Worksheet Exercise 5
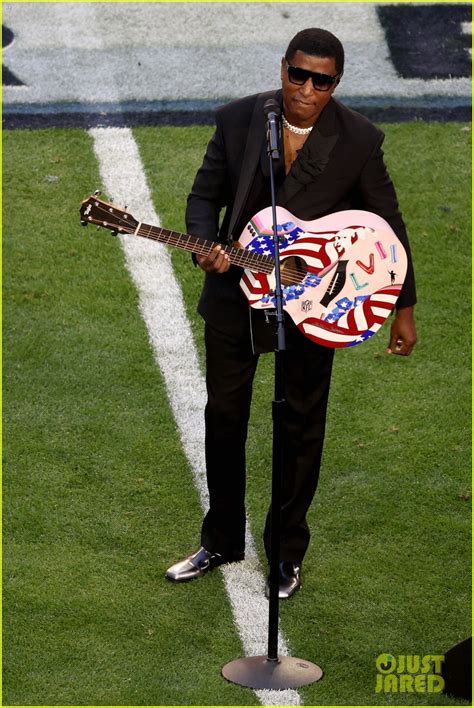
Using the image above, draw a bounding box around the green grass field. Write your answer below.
[3,122,471,706]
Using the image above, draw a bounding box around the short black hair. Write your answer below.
[285,28,344,74]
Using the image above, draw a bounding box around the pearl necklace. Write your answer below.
[282,114,314,136]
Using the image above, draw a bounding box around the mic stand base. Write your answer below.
[222,654,323,690]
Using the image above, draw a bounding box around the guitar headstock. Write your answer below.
[80,193,139,235]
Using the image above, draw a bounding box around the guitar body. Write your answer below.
[238,207,407,348]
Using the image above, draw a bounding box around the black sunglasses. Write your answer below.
[285,60,340,92]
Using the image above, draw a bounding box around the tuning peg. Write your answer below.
[94,189,102,196]
[80,220,88,227]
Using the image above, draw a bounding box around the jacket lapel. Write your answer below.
[277,98,339,206]
[228,89,282,241]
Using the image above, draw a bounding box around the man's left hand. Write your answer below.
[386,305,417,356]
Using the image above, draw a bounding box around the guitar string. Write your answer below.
[84,201,271,272]
[82,202,365,287]
[83,202,404,295]
[83,201,317,285]
[87,202,330,286]
[136,220,274,273]
[84,201,273,271]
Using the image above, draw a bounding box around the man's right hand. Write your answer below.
[196,244,231,274]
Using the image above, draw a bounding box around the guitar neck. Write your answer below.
[135,221,274,274]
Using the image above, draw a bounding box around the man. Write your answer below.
[166,28,417,598]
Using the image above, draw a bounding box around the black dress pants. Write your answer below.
[200,316,334,563]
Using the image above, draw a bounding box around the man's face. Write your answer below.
[281,50,339,126]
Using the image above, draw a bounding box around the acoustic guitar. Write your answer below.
[80,194,406,348]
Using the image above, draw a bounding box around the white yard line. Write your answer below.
[89,126,302,707]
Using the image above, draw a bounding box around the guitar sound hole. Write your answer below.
[280,256,308,286]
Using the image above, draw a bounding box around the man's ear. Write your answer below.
[280,57,286,81]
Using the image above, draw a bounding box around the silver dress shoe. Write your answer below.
[265,561,302,599]
[166,546,229,582]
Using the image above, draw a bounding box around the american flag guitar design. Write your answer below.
[237,206,407,348]
[80,196,407,349]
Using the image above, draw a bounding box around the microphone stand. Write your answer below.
[222,107,324,690]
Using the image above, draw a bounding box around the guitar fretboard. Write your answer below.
[136,222,275,274]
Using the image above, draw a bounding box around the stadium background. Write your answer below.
[3,2,471,706]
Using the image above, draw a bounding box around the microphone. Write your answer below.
[264,98,281,160]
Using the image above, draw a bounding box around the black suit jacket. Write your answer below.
[186,90,416,336]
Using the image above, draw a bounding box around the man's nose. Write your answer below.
[299,77,315,96]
